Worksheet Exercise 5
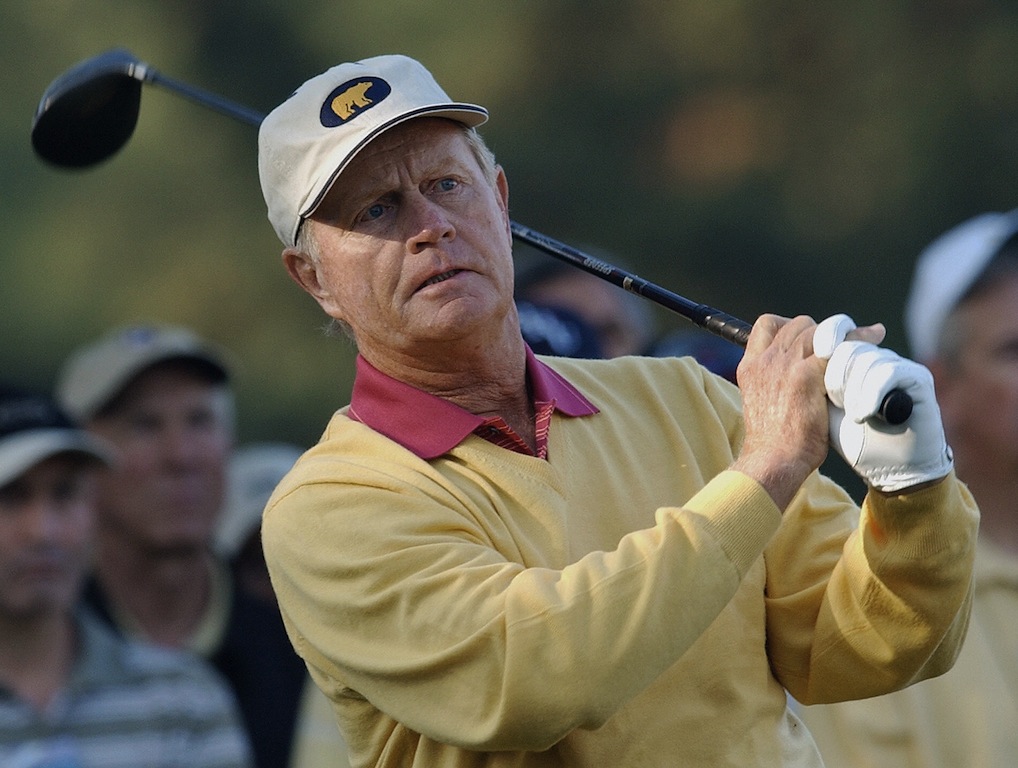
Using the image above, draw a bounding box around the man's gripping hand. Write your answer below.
[814,314,954,493]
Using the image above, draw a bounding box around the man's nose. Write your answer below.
[404,196,455,253]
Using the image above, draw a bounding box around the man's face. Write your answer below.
[88,363,232,555]
[934,273,1018,476]
[0,455,95,621]
[286,119,515,367]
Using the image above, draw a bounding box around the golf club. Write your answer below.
[30,48,913,425]
[31,48,262,168]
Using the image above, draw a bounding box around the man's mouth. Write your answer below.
[418,269,463,290]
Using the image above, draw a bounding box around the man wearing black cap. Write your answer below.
[0,386,251,767]
[56,325,307,768]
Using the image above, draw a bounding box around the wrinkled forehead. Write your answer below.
[313,118,478,221]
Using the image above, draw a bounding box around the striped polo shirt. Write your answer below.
[0,608,252,768]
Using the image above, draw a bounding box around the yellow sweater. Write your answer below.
[262,355,978,767]
[797,537,1018,768]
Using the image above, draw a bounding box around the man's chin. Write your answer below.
[414,294,509,337]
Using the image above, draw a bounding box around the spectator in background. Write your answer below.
[216,442,307,605]
[55,325,307,768]
[798,210,1018,767]
[515,258,656,358]
[0,385,251,768]
[216,442,352,768]
[517,258,744,382]
[516,300,605,359]
[648,329,743,384]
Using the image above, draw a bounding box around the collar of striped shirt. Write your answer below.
[347,346,598,459]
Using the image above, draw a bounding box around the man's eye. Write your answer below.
[436,178,458,192]
[362,203,386,222]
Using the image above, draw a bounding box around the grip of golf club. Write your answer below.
[700,309,753,347]
[698,309,912,426]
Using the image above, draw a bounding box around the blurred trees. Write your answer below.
[2,0,1018,447]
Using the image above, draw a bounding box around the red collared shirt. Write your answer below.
[347,347,598,460]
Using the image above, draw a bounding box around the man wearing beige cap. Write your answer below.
[799,210,1018,767]
[56,325,307,768]
[0,385,252,767]
[256,54,978,767]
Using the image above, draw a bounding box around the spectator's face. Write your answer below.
[286,119,515,367]
[934,272,1018,478]
[89,365,232,555]
[0,456,95,620]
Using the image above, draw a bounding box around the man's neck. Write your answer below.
[93,533,214,648]
[368,324,530,402]
[0,611,76,711]
[371,331,535,450]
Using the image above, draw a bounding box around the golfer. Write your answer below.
[256,54,978,767]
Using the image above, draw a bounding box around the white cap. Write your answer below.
[56,325,230,422]
[258,54,488,246]
[905,209,1018,361]
[215,443,303,557]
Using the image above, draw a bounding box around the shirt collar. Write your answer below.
[348,346,598,459]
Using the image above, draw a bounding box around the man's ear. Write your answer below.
[282,247,322,296]
[282,247,344,318]
[494,165,511,238]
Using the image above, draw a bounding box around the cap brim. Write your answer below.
[0,429,114,487]
[296,103,488,244]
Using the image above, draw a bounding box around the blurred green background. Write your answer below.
[4,1,1018,449]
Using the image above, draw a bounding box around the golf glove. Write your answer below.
[813,314,954,493]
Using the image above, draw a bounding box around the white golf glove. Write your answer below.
[813,314,954,493]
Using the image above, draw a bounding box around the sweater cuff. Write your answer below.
[865,470,978,559]
[682,470,782,577]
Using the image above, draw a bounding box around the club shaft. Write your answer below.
[509,221,913,425]
[144,68,265,127]
[510,221,752,346]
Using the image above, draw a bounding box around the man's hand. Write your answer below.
[730,314,888,510]
[814,314,954,493]
[732,314,836,511]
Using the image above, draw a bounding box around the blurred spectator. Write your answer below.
[516,300,605,358]
[516,257,746,383]
[216,443,305,605]
[55,325,307,768]
[516,257,656,357]
[216,442,351,768]
[648,328,743,383]
[0,385,251,768]
[798,210,1018,766]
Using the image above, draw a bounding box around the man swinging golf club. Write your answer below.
[253,54,977,767]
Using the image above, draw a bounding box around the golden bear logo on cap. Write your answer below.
[320,77,392,127]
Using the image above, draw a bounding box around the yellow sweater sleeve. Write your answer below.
[765,472,978,704]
